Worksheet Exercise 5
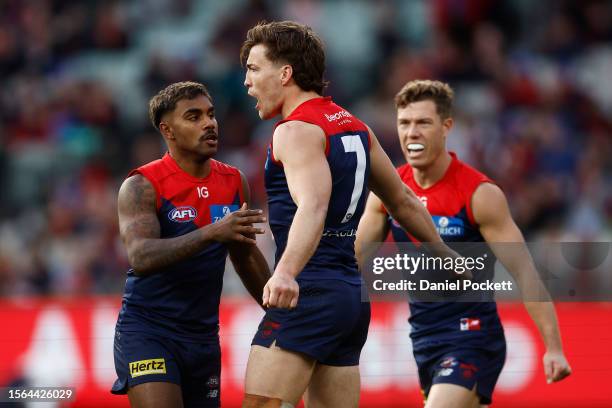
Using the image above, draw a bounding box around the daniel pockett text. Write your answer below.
[369,253,513,295]
[372,278,513,292]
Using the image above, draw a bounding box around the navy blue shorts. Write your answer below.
[252,279,370,366]
[413,331,506,405]
[111,330,221,407]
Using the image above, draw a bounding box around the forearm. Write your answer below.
[388,192,442,244]
[276,204,326,278]
[494,245,563,351]
[356,240,383,270]
[230,245,271,307]
[355,220,388,269]
[128,225,218,275]
[524,301,564,352]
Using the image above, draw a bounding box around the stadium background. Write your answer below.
[0,0,610,407]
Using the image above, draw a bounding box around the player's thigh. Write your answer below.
[425,383,479,408]
[304,364,360,408]
[244,344,315,406]
[128,381,183,408]
[180,342,222,408]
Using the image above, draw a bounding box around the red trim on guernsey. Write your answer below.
[128,152,242,213]
[272,96,367,161]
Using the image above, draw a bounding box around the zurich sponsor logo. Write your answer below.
[169,206,197,223]
[433,215,464,236]
[438,217,449,228]
[211,204,239,223]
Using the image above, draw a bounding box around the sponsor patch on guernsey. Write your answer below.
[432,215,464,237]
[129,358,167,378]
[210,204,239,223]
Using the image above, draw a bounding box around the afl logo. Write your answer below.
[169,206,197,223]
[438,217,449,228]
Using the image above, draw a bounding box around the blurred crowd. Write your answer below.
[0,0,610,296]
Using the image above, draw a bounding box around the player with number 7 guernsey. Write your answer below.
[241,21,461,408]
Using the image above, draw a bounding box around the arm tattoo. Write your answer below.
[119,175,216,275]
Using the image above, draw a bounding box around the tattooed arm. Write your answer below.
[118,174,266,276]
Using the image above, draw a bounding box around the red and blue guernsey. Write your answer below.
[115,153,243,343]
[265,97,370,284]
[387,153,504,347]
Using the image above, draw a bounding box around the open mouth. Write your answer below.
[407,143,425,154]
[202,133,218,146]
[248,91,260,110]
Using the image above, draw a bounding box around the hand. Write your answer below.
[543,350,572,383]
[262,271,299,309]
[212,203,266,244]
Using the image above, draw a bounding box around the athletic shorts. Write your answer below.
[252,279,371,366]
[413,331,506,405]
[111,330,221,407]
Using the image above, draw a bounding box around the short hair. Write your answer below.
[394,80,454,119]
[240,20,328,94]
[148,81,212,130]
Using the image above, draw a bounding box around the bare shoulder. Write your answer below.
[117,174,160,242]
[472,182,509,224]
[118,174,157,214]
[473,182,506,204]
[273,120,326,161]
[275,120,325,139]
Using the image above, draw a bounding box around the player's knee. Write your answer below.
[242,394,294,408]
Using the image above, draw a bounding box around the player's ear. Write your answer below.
[442,117,453,136]
[159,122,175,141]
[280,64,293,85]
